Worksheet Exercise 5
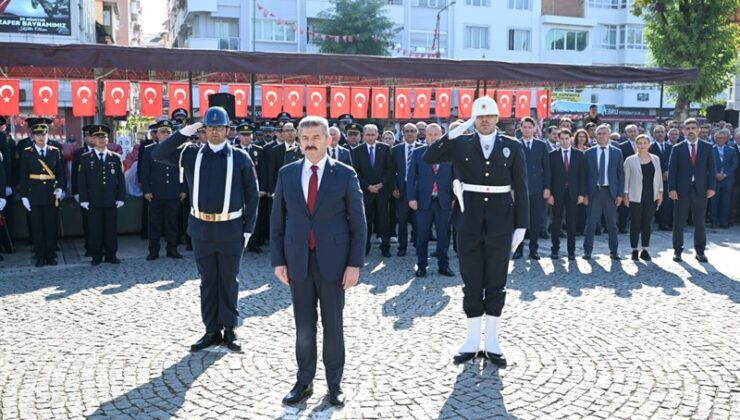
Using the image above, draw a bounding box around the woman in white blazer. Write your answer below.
[624,134,664,261]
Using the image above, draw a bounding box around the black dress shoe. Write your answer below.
[550,252,559,260]
[631,250,639,261]
[105,257,121,264]
[223,327,242,352]
[567,254,576,261]
[397,249,406,256]
[47,259,58,266]
[511,251,523,260]
[328,386,346,407]
[673,253,683,262]
[166,252,183,259]
[438,267,455,277]
[190,331,223,352]
[453,352,480,364]
[146,253,158,261]
[483,351,508,369]
[283,383,313,405]
[91,259,102,266]
[381,249,391,258]
[639,250,651,261]
[415,267,427,277]
[582,254,591,260]
[695,254,708,263]
[35,260,45,267]
[610,253,621,261]
[529,253,541,260]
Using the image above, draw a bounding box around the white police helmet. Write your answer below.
[471,96,499,118]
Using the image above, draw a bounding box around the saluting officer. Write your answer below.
[19,121,66,267]
[424,96,528,368]
[72,125,97,257]
[152,106,259,353]
[235,121,269,252]
[140,120,186,260]
[77,125,125,265]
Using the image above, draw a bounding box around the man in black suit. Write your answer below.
[327,126,353,165]
[137,123,158,240]
[547,129,586,260]
[352,123,393,257]
[391,123,421,256]
[648,125,673,230]
[668,118,716,262]
[617,124,639,233]
[71,125,96,256]
[271,116,366,407]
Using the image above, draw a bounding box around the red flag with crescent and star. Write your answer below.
[496,90,513,118]
[536,89,551,119]
[139,82,163,117]
[199,84,220,113]
[306,86,326,117]
[168,83,190,112]
[515,90,532,118]
[104,81,130,116]
[282,85,304,117]
[330,87,350,118]
[434,88,451,118]
[32,80,58,116]
[228,84,250,117]
[413,88,432,119]
[371,87,389,119]
[394,88,412,119]
[457,88,475,119]
[71,80,96,117]
[350,87,370,119]
[261,85,282,118]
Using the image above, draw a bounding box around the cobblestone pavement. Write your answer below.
[1,227,739,419]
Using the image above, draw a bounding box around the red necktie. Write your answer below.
[432,164,438,194]
[307,165,318,249]
[690,143,696,166]
[563,150,569,172]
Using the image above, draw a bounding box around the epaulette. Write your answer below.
[24,146,32,151]
[47,145,58,150]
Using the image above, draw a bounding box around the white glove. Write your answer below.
[243,233,251,248]
[80,202,90,210]
[115,201,124,209]
[74,194,80,203]
[22,197,31,211]
[0,198,6,211]
[5,186,11,196]
[180,122,203,137]
[55,190,65,200]
[449,118,475,139]
[511,228,526,253]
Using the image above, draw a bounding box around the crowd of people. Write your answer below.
[0,107,738,268]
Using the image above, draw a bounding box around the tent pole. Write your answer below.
[658,81,665,124]
[250,73,256,120]
[474,80,480,99]
[483,80,487,96]
[188,71,194,117]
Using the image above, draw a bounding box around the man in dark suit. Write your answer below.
[328,126,353,165]
[71,125,97,256]
[267,121,299,193]
[668,118,717,262]
[583,124,625,260]
[153,107,259,353]
[77,125,126,265]
[352,123,393,257]
[617,124,639,233]
[514,117,551,260]
[271,116,366,407]
[547,129,586,260]
[424,96,528,369]
[136,123,158,240]
[392,123,421,256]
[710,129,736,228]
[235,122,269,252]
[649,125,673,230]
[407,123,454,277]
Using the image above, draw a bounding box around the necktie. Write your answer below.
[599,147,606,186]
[432,164,439,195]
[406,145,413,172]
[332,148,336,160]
[369,146,375,167]
[307,165,318,249]
[99,152,105,163]
[527,141,532,151]
[563,149,569,172]
[40,149,45,157]
[690,143,696,166]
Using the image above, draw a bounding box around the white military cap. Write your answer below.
[471,96,499,118]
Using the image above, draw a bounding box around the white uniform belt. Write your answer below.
[190,208,243,222]
[452,180,512,213]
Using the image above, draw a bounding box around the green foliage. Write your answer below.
[314,0,402,56]
[632,0,740,117]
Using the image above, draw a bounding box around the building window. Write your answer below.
[624,25,647,49]
[588,0,628,9]
[546,29,588,51]
[596,24,618,49]
[103,8,112,26]
[637,93,650,102]
[464,25,489,49]
[508,29,530,51]
[466,0,490,6]
[507,0,530,10]
[255,19,296,42]
[410,30,447,55]
[413,0,443,7]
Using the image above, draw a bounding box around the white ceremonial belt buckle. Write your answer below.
[191,209,243,222]
[462,184,512,194]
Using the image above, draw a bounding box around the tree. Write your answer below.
[632,0,740,119]
[313,0,402,56]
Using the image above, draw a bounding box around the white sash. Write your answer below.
[192,144,234,218]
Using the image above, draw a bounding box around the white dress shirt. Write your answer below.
[34,144,48,156]
[479,131,496,159]
[597,145,610,186]
[302,155,328,202]
[522,137,534,150]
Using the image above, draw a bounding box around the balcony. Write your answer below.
[542,0,584,17]
[185,0,217,13]
[186,36,240,51]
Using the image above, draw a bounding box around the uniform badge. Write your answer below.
[503,147,510,158]
[253,151,258,157]
[111,169,115,174]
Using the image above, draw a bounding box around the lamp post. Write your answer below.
[432,1,456,58]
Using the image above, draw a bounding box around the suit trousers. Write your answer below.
[290,250,345,387]
[673,185,708,254]
[30,204,57,260]
[628,200,655,249]
[140,198,149,238]
[583,188,619,255]
[551,188,578,254]
[730,183,740,224]
[193,238,243,332]
[655,180,673,228]
[88,207,118,259]
[364,193,390,251]
[80,207,90,253]
[396,194,416,250]
[618,202,629,231]
[415,197,451,268]
[148,198,180,254]
[517,193,545,255]
[710,179,732,226]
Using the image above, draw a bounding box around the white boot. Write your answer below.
[484,315,502,355]
[457,316,483,353]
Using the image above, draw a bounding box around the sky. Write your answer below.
[141,0,169,40]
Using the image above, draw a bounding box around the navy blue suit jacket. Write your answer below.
[584,145,624,200]
[270,158,367,283]
[668,140,717,196]
[619,140,637,160]
[521,138,551,194]
[327,146,353,166]
[713,144,737,187]
[391,142,418,199]
[648,141,672,176]
[407,145,454,210]
[547,148,586,200]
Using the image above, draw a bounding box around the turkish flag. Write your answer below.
[71,80,96,117]
[168,83,190,112]
[139,82,163,117]
[350,87,370,119]
[496,90,513,118]
[434,88,451,118]
[457,88,475,119]
[536,89,551,119]
[0,79,21,116]
[395,88,411,119]
[330,87,350,118]
[371,87,389,119]
[283,85,304,117]
[228,84,250,117]
[306,86,327,117]
[32,80,58,116]
[515,90,532,118]
[199,84,220,113]
[413,88,432,119]
[261,85,282,118]
[104,81,130,116]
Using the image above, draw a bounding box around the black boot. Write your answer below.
[190,331,222,352]
[223,327,242,352]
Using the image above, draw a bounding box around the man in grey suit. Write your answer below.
[583,124,625,260]
[271,116,367,407]
[327,126,353,166]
